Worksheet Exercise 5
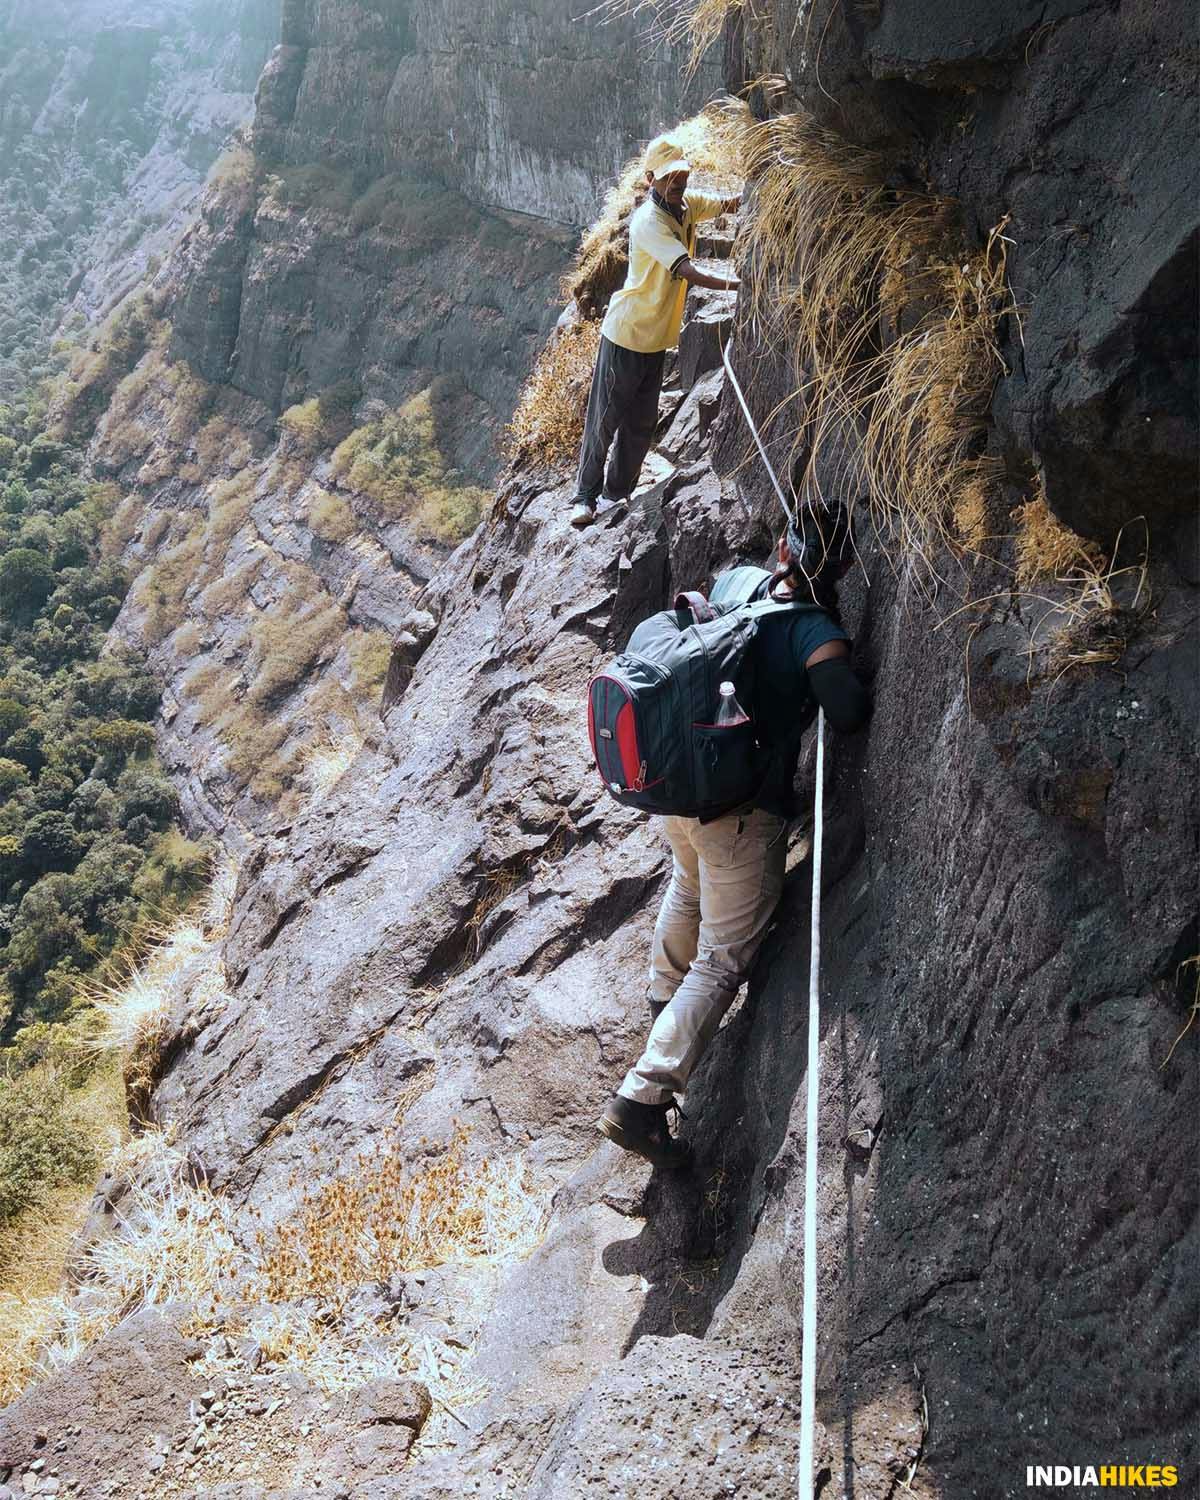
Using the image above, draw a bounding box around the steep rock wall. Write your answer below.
[166,0,722,476]
[727,0,1198,546]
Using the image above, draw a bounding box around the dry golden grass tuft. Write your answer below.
[99,491,147,561]
[1011,489,1102,588]
[138,521,206,645]
[503,318,602,470]
[2,1117,548,1418]
[308,489,357,544]
[732,108,1014,567]
[197,555,264,624]
[257,1126,547,1313]
[598,1,745,77]
[951,458,1003,552]
[955,496,1153,679]
[348,628,393,700]
[298,728,363,799]
[82,868,236,1121]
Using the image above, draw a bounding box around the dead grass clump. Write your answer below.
[208,143,258,193]
[99,492,147,561]
[51,292,160,444]
[280,384,360,457]
[197,555,264,623]
[247,591,345,708]
[309,489,357,544]
[997,504,1151,678]
[200,468,259,579]
[503,318,602,470]
[299,729,363,798]
[173,621,202,655]
[951,458,1003,552]
[140,523,206,645]
[466,869,520,962]
[181,660,223,703]
[216,703,293,801]
[735,109,1014,566]
[258,1126,547,1315]
[1011,489,1101,587]
[2,1110,546,1419]
[181,415,257,486]
[600,0,744,73]
[1043,550,1149,675]
[348,629,393,700]
[279,398,323,452]
[0,1060,126,1402]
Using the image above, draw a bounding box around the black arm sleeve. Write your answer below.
[807,658,872,734]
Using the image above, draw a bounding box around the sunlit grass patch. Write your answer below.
[330,389,486,543]
[298,727,363,798]
[82,865,236,1121]
[503,318,602,470]
[258,1125,547,1312]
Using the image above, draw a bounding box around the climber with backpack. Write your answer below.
[587,503,871,1169]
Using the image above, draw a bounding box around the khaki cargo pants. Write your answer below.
[619,808,788,1106]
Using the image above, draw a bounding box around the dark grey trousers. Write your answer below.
[573,336,666,504]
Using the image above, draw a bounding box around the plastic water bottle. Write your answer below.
[715,680,749,727]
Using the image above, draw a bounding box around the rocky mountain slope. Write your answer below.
[0,1,1196,1497]
[0,0,277,395]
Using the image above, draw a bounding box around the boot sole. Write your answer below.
[598,1115,692,1171]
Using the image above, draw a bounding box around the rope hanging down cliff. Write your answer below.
[721,335,826,1500]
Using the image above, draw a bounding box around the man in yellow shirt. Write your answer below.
[569,135,741,529]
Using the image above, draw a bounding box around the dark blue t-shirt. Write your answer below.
[739,576,847,817]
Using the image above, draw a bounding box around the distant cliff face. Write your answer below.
[166,0,720,476]
[261,0,719,225]
[0,0,277,394]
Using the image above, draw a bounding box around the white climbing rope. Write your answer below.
[718,331,823,1500]
[721,340,796,524]
[798,707,825,1500]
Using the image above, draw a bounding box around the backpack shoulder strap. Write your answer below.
[741,597,823,620]
[674,590,718,622]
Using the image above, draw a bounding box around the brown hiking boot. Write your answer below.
[599,1095,692,1170]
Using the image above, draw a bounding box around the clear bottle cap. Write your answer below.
[719,681,735,696]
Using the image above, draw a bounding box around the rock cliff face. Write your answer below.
[728,0,1197,549]
[167,0,721,476]
[0,0,277,393]
[1,1,1196,1497]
